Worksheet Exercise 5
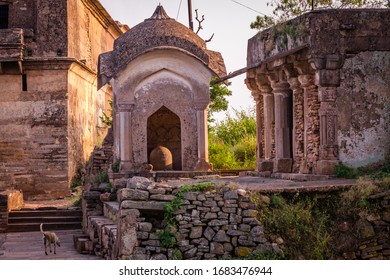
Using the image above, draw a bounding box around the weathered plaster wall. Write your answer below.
[67,0,118,72]
[68,63,112,182]
[337,52,390,167]
[35,0,68,57]
[0,67,69,200]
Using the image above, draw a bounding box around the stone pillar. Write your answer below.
[195,101,212,171]
[297,74,318,173]
[271,81,292,173]
[317,86,339,174]
[289,77,305,173]
[314,55,341,175]
[259,88,275,171]
[117,104,134,171]
[251,91,263,171]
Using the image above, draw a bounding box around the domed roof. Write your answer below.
[98,5,226,88]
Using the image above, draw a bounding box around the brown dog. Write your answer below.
[40,223,61,255]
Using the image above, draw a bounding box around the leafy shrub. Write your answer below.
[208,108,256,169]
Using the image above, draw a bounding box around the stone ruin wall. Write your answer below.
[82,177,282,260]
[337,51,390,168]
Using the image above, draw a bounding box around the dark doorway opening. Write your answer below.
[147,106,182,170]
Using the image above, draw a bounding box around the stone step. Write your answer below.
[8,216,82,224]
[103,201,119,222]
[7,222,82,232]
[9,209,82,218]
[7,208,82,232]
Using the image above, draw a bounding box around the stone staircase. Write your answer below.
[74,201,119,258]
[7,208,82,232]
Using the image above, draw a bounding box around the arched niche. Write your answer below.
[147,106,182,170]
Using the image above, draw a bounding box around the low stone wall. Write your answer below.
[84,177,281,260]
[352,190,390,260]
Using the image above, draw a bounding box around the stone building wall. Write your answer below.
[0,0,122,199]
[0,65,70,199]
[246,9,390,175]
[337,51,390,167]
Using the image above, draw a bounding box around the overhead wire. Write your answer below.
[176,0,183,20]
[230,0,269,16]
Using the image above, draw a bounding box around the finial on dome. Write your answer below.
[150,4,170,20]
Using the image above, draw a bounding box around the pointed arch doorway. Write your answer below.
[147,106,182,170]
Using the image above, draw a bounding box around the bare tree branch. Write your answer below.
[195,9,205,34]
[205,33,214,43]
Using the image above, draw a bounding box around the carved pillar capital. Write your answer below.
[194,100,209,111]
[117,103,134,113]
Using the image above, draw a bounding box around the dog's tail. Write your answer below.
[40,223,44,233]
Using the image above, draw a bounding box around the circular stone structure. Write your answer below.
[150,145,173,170]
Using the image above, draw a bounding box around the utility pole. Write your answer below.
[188,0,194,31]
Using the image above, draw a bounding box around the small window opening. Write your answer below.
[0,5,9,29]
[22,74,27,92]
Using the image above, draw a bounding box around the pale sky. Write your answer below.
[99,0,273,121]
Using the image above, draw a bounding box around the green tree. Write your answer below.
[208,108,257,169]
[251,0,387,30]
[208,77,232,123]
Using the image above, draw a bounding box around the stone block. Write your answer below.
[118,188,149,201]
[259,160,273,171]
[213,230,230,243]
[190,226,203,239]
[184,192,198,201]
[127,176,154,190]
[204,227,216,241]
[208,219,228,227]
[317,160,338,175]
[121,200,166,211]
[184,247,198,259]
[242,209,258,218]
[224,190,238,200]
[273,158,292,173]
[138,222,153,232]
[210,242,224,255]
[150,194,176,201]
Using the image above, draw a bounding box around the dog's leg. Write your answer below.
[43,237,48,255]
[54,241,56,254]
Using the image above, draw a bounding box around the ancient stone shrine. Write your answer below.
[98,5,226,172]
[246,9,390,175]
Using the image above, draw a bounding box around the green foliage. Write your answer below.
[208,108,256,169]
[254,175,389,259]
[98,99,113,128]
[208,136,241,169]
[94,170,109,184]
[250,0,386,31]
[214,109,256,146]
[209,77,232,123]
[334,162,359,179]
[112,160,120,173]
[157,182,214,249]
[256,193,331,259]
